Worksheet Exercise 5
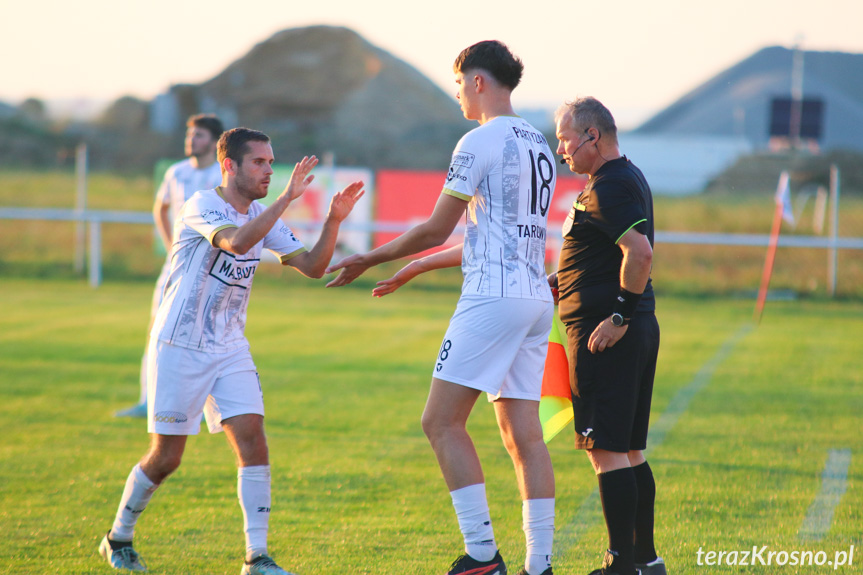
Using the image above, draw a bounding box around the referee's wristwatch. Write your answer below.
[611,312,630,327]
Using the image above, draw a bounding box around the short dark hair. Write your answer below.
[217,128,270,167]
[187,114,225,141]
[453,40,523,90]
[555,97,618,141]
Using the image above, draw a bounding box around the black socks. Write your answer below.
[632,461,658,564]
[598,467,637,574]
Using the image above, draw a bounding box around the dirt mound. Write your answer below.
[178,25,471,169]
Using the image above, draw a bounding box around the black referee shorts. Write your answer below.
[564,312,660,453]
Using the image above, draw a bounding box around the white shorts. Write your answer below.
[146,339,264,435]
[433,296,553,401]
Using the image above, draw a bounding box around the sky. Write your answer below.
[2,0,862,129]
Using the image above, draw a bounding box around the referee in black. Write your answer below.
[549,97,666,575]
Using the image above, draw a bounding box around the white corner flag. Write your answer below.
[775,171,795,226]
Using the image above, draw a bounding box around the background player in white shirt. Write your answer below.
[99,128,364,575]
[326,41,556,575]
[116,114,225,418]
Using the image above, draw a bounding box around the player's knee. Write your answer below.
[499,424,526,456]
[420,411,438,440]
[421,410,456,443]
[500,417,542,451]
[237,438,269,467]
[142,452,182,483]
[499,430,517,454]
[162,456,183,478]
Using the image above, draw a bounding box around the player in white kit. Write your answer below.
[326,41,556,575]
[115,114,225,418]
[99,128,365,574]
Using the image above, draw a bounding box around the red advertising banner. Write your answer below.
[373,170,458,258]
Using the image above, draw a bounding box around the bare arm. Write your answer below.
[588,228,653,353]
[325,192,467,287]
[617,228,653,294]
[153,200,172,250]
[372,243,463,297]
[213,157,318,255]
[286,181,365,278]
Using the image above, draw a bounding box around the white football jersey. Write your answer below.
[156,159,223,225]
[443,116,556,301]
[152,189,306,352]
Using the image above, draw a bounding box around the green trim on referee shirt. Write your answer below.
[279,247,308,263]
[442,188,472,202]
[615,219,647,244]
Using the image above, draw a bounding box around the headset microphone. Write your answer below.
[560,135,596,164]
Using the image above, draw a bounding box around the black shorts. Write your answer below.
[564,312,660,452]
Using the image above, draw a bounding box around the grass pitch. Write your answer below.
[0,274,860,574]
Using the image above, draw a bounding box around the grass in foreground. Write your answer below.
[0,275,860,574]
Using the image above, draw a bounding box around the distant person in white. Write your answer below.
[326,41,556,575]
[99,127,365,575]
[115,114,225,418]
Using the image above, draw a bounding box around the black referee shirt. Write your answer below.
[557,156,655,323]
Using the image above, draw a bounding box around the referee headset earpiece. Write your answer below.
[593,129,612,162]
[559,130,598,164]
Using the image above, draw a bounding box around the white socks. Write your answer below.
[238,465,271,562]
[110,464,158,542]
[523,498,555,575]
[450,483,497,562]
[108,462,272,563]
[449,486,555,571]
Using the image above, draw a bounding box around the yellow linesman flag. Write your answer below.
[539,313,573,443]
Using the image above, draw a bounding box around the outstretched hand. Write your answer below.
[327,181,365,223]
[282,156,319,203]
[325,253,370,287]
[372,260,424,297]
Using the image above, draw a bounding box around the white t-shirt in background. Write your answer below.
[156,159,223,226]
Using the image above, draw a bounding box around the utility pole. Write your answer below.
[788,35,805,149]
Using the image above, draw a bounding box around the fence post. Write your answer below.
[74,143,88,274]
[88,219,102,288]
[828,165,840,297]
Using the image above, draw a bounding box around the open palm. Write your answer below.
[328,181,365,222]
[284,155,319,202]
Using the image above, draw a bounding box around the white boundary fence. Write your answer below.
[3,206,863,290]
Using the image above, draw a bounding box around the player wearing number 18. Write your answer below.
[326,40,557,575]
